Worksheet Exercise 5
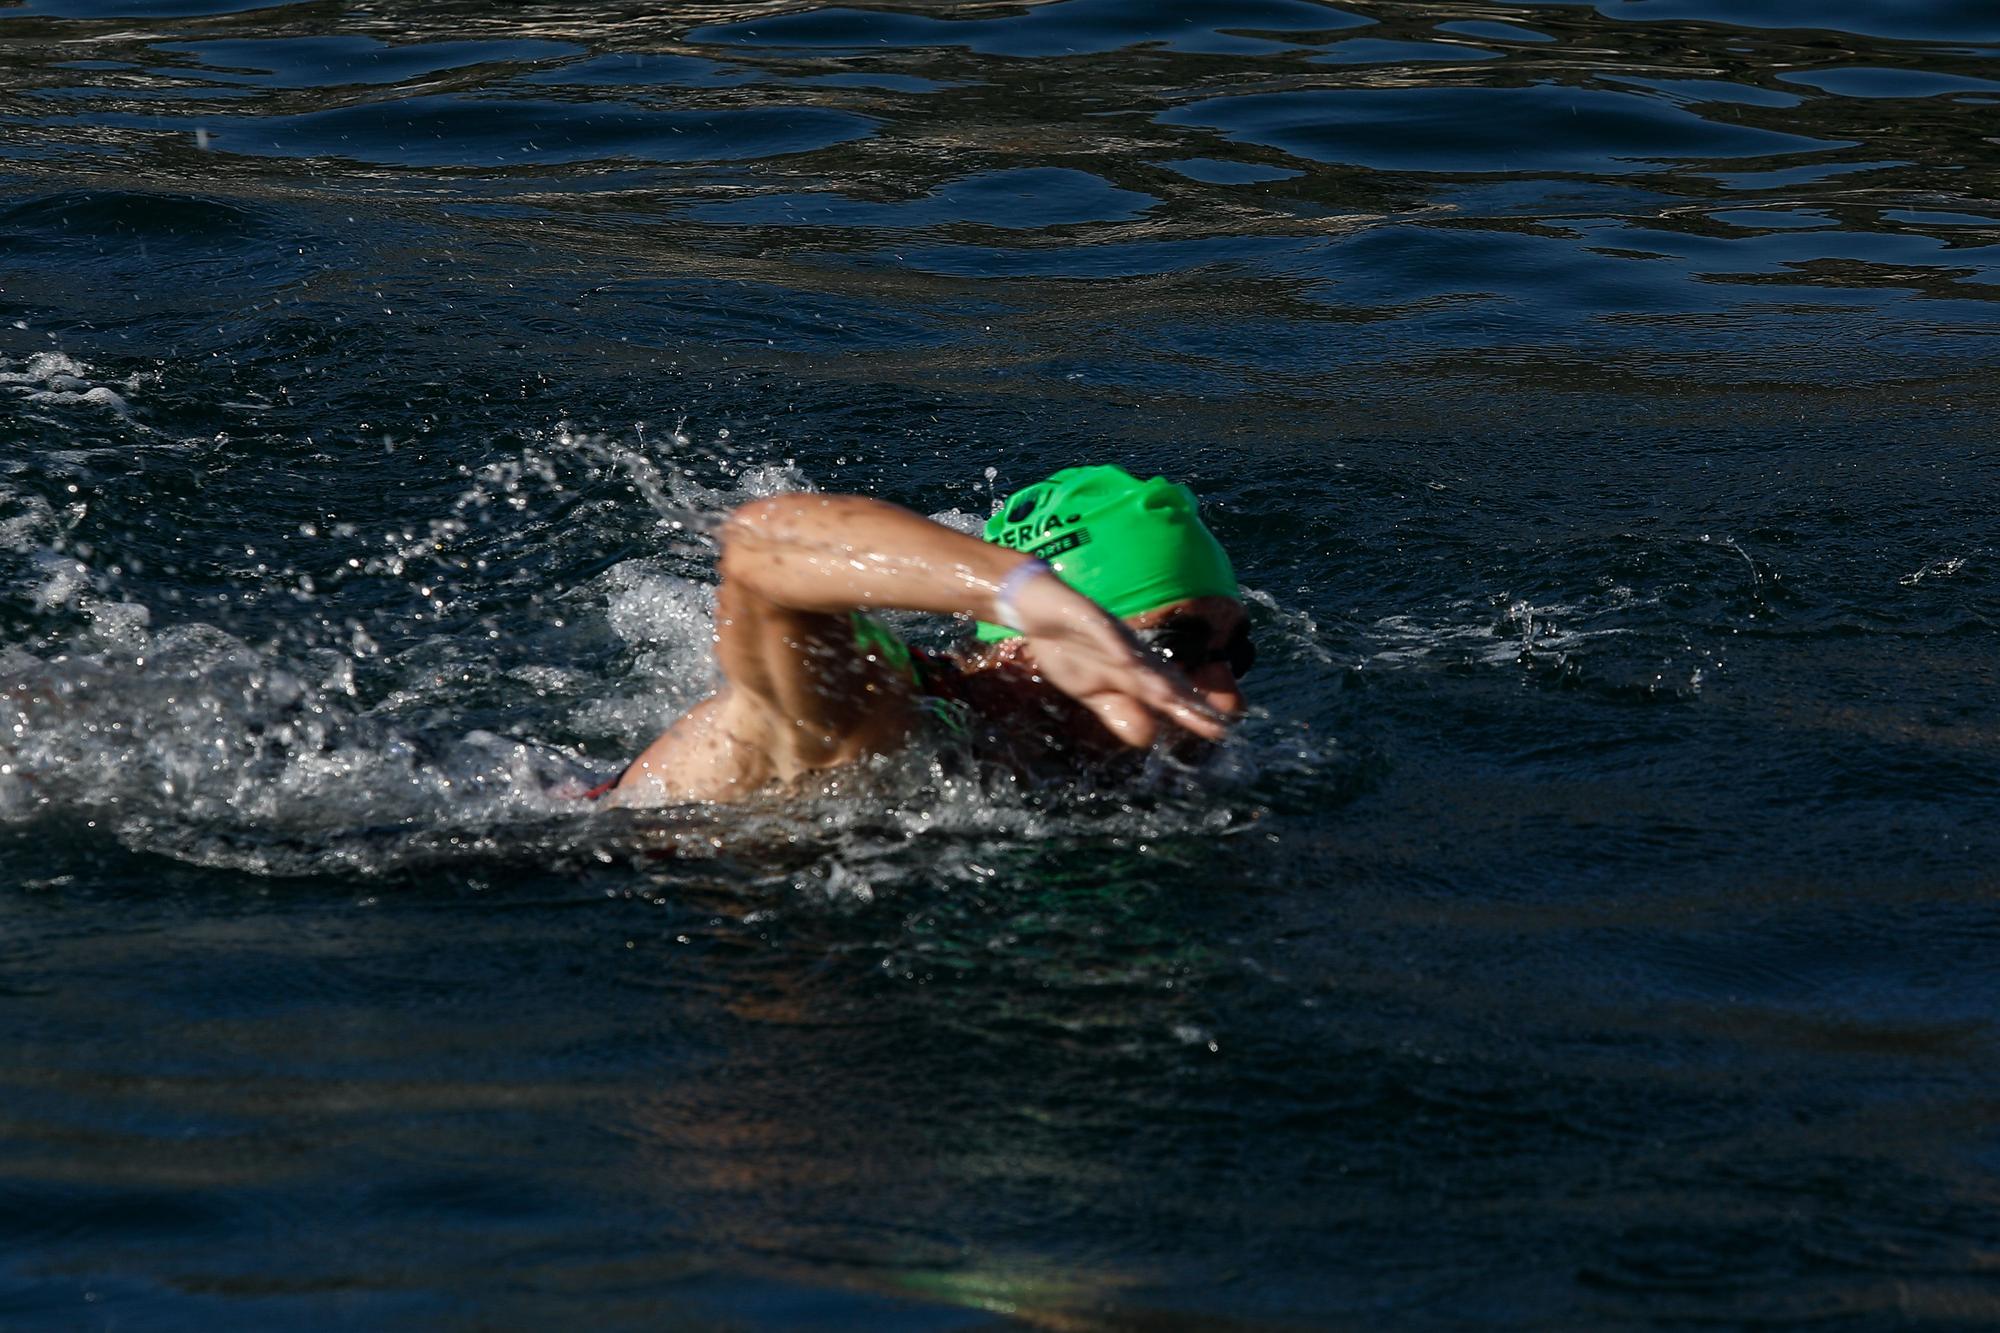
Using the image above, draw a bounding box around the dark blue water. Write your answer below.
[2,1,1998,1327]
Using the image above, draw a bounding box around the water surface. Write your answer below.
[1,0,1997,1327]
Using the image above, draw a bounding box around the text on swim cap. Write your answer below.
[993,511,1083,549]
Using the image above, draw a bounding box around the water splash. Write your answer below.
[1361,594,1643,670]
[1,424,1309,882]
[0,351,139,417]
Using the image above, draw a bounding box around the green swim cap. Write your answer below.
[975,465,1237,642]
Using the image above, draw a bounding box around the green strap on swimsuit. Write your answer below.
[849,613,969,737]
[850,612,920,685]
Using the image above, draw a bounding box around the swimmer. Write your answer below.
[597,465,1252,806]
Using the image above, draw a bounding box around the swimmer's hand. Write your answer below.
[1007,568,1233,748]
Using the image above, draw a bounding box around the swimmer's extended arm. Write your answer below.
[660,493,1224,776]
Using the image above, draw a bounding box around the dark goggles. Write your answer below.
[1137,616,1256,679]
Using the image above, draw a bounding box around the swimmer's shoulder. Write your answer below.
[600,694,783,807]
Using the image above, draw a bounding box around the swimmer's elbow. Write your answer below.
[721,492,824,546]
[717,495,798,595]
[718,492,881,601]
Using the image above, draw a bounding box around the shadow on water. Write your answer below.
[0,0,1997,1327]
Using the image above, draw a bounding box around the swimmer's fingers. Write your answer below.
[1126,659,1231,742]
[1080,679,1228,751]
[1023,607,1232,743]
[1054,649,1230,748]
[1082,693,1162,749]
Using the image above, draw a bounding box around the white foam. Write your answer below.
[603,564,715,655]
[84,599,151,648]
[538,421,811,532]
[0,351,134,417]
[0,487,57,554]
[1242,588,1339,666]
[927,506,989,536]
[1359,595,1643,669]
[0,351,89,386]
[1899,555,1970,587]
[28,551,91,612]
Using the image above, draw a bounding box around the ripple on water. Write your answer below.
[97,97,877,169]
[1778,65,2000,98]
[1311,36,1506,63]
[0,190,272,248]
[2,0,299,15]
[1159,85,1851,174]
[681,166,1158,232]
[151,36,586,89]
[1567,0,2000,43]
[688,0,1373,57]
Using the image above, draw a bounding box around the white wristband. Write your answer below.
[992,558,1052,632]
